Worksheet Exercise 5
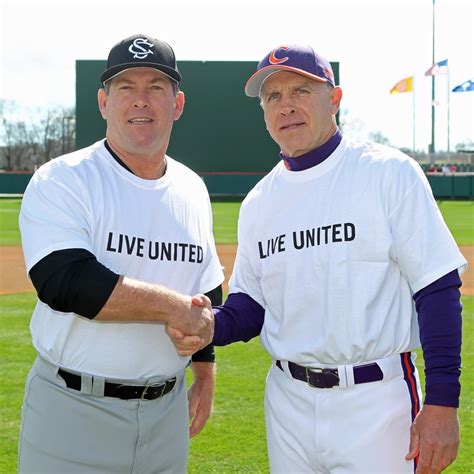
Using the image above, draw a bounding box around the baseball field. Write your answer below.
[0,198,473,473]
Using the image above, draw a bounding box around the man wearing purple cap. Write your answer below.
[18,34,223,473]
[168,44,466,473]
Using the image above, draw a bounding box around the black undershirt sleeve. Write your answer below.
[29,249,119,319]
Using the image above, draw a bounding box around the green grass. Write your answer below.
[449,297,474,472]
[211,201,241,244]
[188,341,271,473]
[0,199,22,246]
[0,293,37,473]
[438,201,474,246]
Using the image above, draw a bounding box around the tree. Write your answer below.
[455,140,474,152]
[0,100,27,170]
[0,102,75,171]
[338,108,367,137]
[368,130,391,146]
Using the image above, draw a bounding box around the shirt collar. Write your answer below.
[281,128,342,171]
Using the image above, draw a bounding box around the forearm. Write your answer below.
[213,292,264,345]
[414,270,463,407]
[29,249,210,334]
[188,361,216,437]
[96,275,192,324]
[29,248,187,322]
[191,360,216,383]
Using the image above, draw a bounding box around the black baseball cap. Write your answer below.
[100,34,182,85]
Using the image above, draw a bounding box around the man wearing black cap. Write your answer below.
[168,44,466,473]
[18,34,223,473]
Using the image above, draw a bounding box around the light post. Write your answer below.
[429,0,436,155]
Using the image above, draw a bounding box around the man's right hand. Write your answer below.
[166,294,213,356]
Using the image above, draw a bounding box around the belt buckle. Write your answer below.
[305,367,340,388]
[305,367,320,388]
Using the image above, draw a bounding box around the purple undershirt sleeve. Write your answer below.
[413,269,463,407]
[212,292,264,345]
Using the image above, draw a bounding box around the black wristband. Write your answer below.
[191,344,216,363]
[191,284,223,363]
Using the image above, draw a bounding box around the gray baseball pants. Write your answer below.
[18,356,188,474]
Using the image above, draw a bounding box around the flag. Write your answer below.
[425,59,449,76]
[390,76,414,94]
[452,79,474,93]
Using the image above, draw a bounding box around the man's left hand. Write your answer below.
[188,361,216,437]
[406,404,459,473]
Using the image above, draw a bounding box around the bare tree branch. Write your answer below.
[0,103,75,171]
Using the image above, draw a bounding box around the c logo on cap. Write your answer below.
[269,46,289,65]
[129,38,155,59]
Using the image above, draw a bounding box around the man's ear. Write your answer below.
[173,91,185,121]
[330,86,343,113]
[97,88,107,119]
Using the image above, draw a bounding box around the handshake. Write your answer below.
[165,294,213,356]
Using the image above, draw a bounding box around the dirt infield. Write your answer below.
[1,244,473,296]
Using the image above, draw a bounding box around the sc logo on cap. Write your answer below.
[128,38,155,59]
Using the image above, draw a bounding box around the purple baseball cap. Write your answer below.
[245,44,335,97]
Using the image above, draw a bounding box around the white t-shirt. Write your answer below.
[20,140,224,378]
[229,136,467,365]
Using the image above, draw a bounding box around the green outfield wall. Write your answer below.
[0,173,33,194]
[2,171,473,199]
[75,59,339,173]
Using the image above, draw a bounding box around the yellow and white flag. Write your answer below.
[390,76,414,94]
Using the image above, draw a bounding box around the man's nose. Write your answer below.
[280,105,296,115]
[133,93,150,108]
[280,95,296,115]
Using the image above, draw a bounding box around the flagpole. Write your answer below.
[430,0,436,154]
[447,69,450,154]
[413,79,416,151]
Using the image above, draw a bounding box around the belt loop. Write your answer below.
[346,364,356,388]
[375,352,405,382]
[80,374,93,395]
[275,360,291,380]
[92,376,105,397]
[278,360,291,377]
[337,365,348,389]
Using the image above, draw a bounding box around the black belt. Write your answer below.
[276,360,383,388]
[58,368,176,400]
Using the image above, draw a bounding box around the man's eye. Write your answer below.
[267,93,279,102]
[297,88,309,94]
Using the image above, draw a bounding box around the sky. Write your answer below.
[1,0,473,152]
